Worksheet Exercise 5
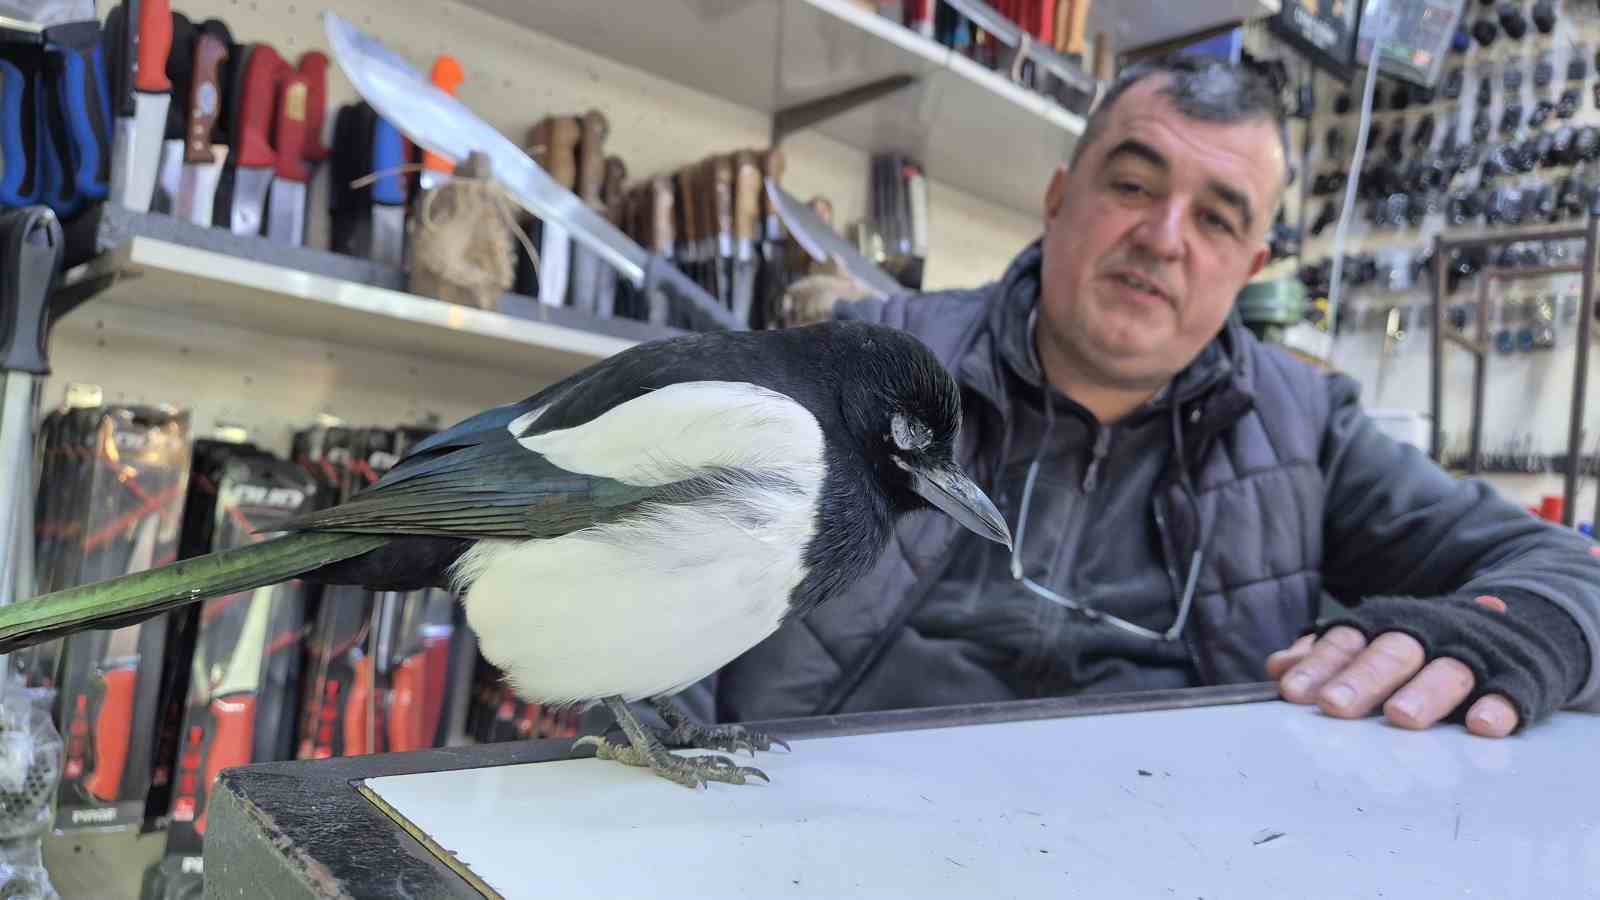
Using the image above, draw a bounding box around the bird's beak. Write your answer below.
[905,461,1012,549]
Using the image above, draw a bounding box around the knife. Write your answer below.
[674,165,699,304]
[713,154,736,310]
[369,114,408,265]
[417,54,463,193]
[0,55,38,207]
[296,50,331,250]
[265,73,309,245]
[731,150,760,326]
[150,11,192,214]
[322,12,739,331]
[228,43,283,236]
[109,0,171,211]
[386,590,453,752]
[767,178,904,299]
[194,584,273,835]
[528,115,579,306]
[40,19,113,217]
[593,154,627,318]
[175,30,227,226]
[758,148,788,328]
[649,175,675,325]
[83,512,160,803]
[567,108,609,314]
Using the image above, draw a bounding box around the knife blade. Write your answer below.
[648,175,675,325]
[322,12,737,330]
[195,584,272,834]
[175,30,227,226]
[593,154,627,318]
[369,114,408,265]
[417,54,463,193]
[109,0,171,211]
[265,73,308,245]
[228,43,283,236]
[567,108,608,314]
[297,50,331,250]
[150,11,192,214]
[528,115,579,306]
[767,178,904,299]
[731,150,760,326]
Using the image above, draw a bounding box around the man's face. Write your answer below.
[1038,76,1282,391]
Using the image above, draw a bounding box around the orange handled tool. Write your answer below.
[196,694,255,835]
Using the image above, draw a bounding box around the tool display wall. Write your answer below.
[1289,0,1600,522]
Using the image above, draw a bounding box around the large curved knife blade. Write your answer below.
[764,178,904,300]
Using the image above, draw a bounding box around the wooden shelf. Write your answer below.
[458,0,1093,213]
[54,212,679,386]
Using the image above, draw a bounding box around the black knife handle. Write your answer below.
[642,253,743,332]
[0,205,64,375]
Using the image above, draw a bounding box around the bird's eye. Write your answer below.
[890,413,933,451]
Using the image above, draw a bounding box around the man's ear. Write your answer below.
[1247,242,1271,278]
[1044,165,1070,223]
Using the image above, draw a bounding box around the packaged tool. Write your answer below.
[37,403,191,832]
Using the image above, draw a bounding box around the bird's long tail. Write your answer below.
[0,531,388,653]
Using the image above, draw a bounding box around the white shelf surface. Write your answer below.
[1087,0,1282,53]
[459,0,1090,213]
[58,236,652,385]
[363,700,1600,899]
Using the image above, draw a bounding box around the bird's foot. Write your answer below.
[573,735,770,789]
[649,696,790,757]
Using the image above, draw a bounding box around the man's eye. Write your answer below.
[1202,211,1237,235]
[1113,181,1145,197]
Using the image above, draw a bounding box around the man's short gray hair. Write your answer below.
[1071,54,1292,187]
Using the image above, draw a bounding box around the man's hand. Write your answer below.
[1265,595,1520,738]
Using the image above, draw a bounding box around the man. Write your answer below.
[683,55,1600,738]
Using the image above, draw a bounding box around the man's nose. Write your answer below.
[1131,200,1185,260]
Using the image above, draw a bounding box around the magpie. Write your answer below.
[0,320,1009,787]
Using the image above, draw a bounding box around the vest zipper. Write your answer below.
[1154,491,1207,679]
[1082,426,1111,493]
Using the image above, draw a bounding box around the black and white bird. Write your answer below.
[0,320,1009,787]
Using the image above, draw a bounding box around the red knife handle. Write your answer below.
[387,653,426,752]
[421,55,464,175]
[84,667,137,802]
[343,657,374,756]
[420,635,450,744]
[234,44,284,170]
[135,0,174,93]
[296,51,330,162]
[273,75,309,180]
[197,693,256,835]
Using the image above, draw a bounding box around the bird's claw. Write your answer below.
[574,734,770,788]
[654,722,790,758]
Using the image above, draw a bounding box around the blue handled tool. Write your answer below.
[0,56,37,207]
[368,114,406,265]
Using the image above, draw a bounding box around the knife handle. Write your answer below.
[674,168,696,247]
[296,51,329,162]
[85,666,137,802]
[734,150,760,244]
[234,44,282,170]
[185,33,228,163]
[135,0,173,93]
[419,634,450,744]
[713,154,734,250]
[0,59,33,206]
[546,116,580,191]
[386,652,426,752]
[371,116,407,206]
[421,55,464,176]
[577,108,608,205]
[343,655,374,755]
[197,693,256,835]
[761,148,786,236]
[272,75,308,181]
[602,155,627,210]
[45,36,112,208]
[651,176,675,255]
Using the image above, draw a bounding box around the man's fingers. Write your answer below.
[1265,634,1316,678]
[1383,657,1476,729]
[1465,694,1519,737]
[1279,626,1367,703]
[1316,631,1426,719]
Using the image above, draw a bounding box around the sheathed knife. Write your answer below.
[150,11,193,214]
[176,26,228,226]
[265,72,308,245]
[194,584,273,835]
[82,513,160,803]
[594,154,627,318]
[297,50,331,249]
[527,115,579,306]
[567,108,608,313]
[731,150,760,326]
[227,44,283,236]
[712,153,735,311]
[368,114,409,265]
[109,0,172,211]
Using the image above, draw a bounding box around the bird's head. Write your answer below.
[832,324,1012,550]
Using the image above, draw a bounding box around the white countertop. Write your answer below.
[364,700,1600,899]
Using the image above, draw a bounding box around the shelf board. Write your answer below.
[55,214,681,386]
[1086,0,1282,54]
[460,0,1091,213]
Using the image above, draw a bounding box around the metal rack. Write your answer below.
[1428,217,1599,529]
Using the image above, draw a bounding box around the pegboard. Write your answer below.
[1281,0,1600,486]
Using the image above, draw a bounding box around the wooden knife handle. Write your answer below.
[602,155,627,210]
[1064,0,1092,56]
[185,34,228,162]
[761,147,786,234]
[577,109,608,205]
[652,175,675,254]
[675,168,696,244]
[713,154,734,241]
[548,116,581,192]
[734,150,760,243]
[526,117,552,168]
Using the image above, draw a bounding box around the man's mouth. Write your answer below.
[1107,271,1173,306]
